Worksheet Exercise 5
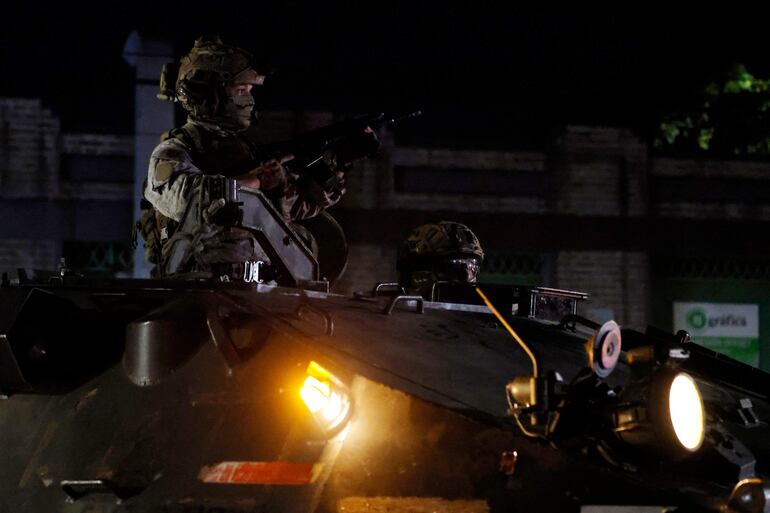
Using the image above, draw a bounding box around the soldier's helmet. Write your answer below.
[159,36,265,122]
[397,221,485,291]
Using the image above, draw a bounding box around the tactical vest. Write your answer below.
[132,195,175,268]
[133,122,261,275]
[163,122,260,177]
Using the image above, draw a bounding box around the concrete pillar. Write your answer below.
[122,31,174,278]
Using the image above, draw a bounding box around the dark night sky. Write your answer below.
[2,2,768,149]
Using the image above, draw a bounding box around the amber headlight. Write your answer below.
[299,361,352,434]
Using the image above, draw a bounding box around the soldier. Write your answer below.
[136,36,373,280]
[396,221,485,299]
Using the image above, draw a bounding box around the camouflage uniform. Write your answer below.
[146,121,344,224]
[139,37,345,279]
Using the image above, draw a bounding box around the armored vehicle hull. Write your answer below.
[1,276,769,513]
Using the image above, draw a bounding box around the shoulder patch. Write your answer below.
[154,161,176,182]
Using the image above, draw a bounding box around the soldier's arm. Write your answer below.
[233,155,293,190]
[144,139,205,222]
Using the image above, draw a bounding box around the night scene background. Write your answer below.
[1,2,769,369]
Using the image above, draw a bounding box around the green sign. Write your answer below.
[674,302,760,367]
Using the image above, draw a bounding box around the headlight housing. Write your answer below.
[613,369,705,458]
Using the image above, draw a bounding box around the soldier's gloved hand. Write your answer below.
[325,171,347,200]
[235,155,293,191]
[203,198,227,224]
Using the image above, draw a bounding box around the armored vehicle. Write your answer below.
[1,184,768,513]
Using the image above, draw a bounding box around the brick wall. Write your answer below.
[0,98,136,275]
[341,157,383,210]
[61,133,133,157]
[60,133,134,201]
[556,251,650,329]
[653,157,770,179]
[545,127,651,328]
[652,157,770,221]
[0,99,135,203]
[551,125,648,217]
[332,244,398,295]
[378,145,549,213]
[0,239,57,273]
[0,98,60,198]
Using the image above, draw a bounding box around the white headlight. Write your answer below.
[668,373,704,451]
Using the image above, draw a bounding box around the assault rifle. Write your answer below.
[252,110,422,186]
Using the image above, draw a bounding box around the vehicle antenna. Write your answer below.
[476,287,539,378]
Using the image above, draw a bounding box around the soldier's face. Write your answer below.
[227,83,253,97]
[224,82,255,129]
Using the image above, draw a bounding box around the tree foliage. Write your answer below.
[655,64,770,156]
